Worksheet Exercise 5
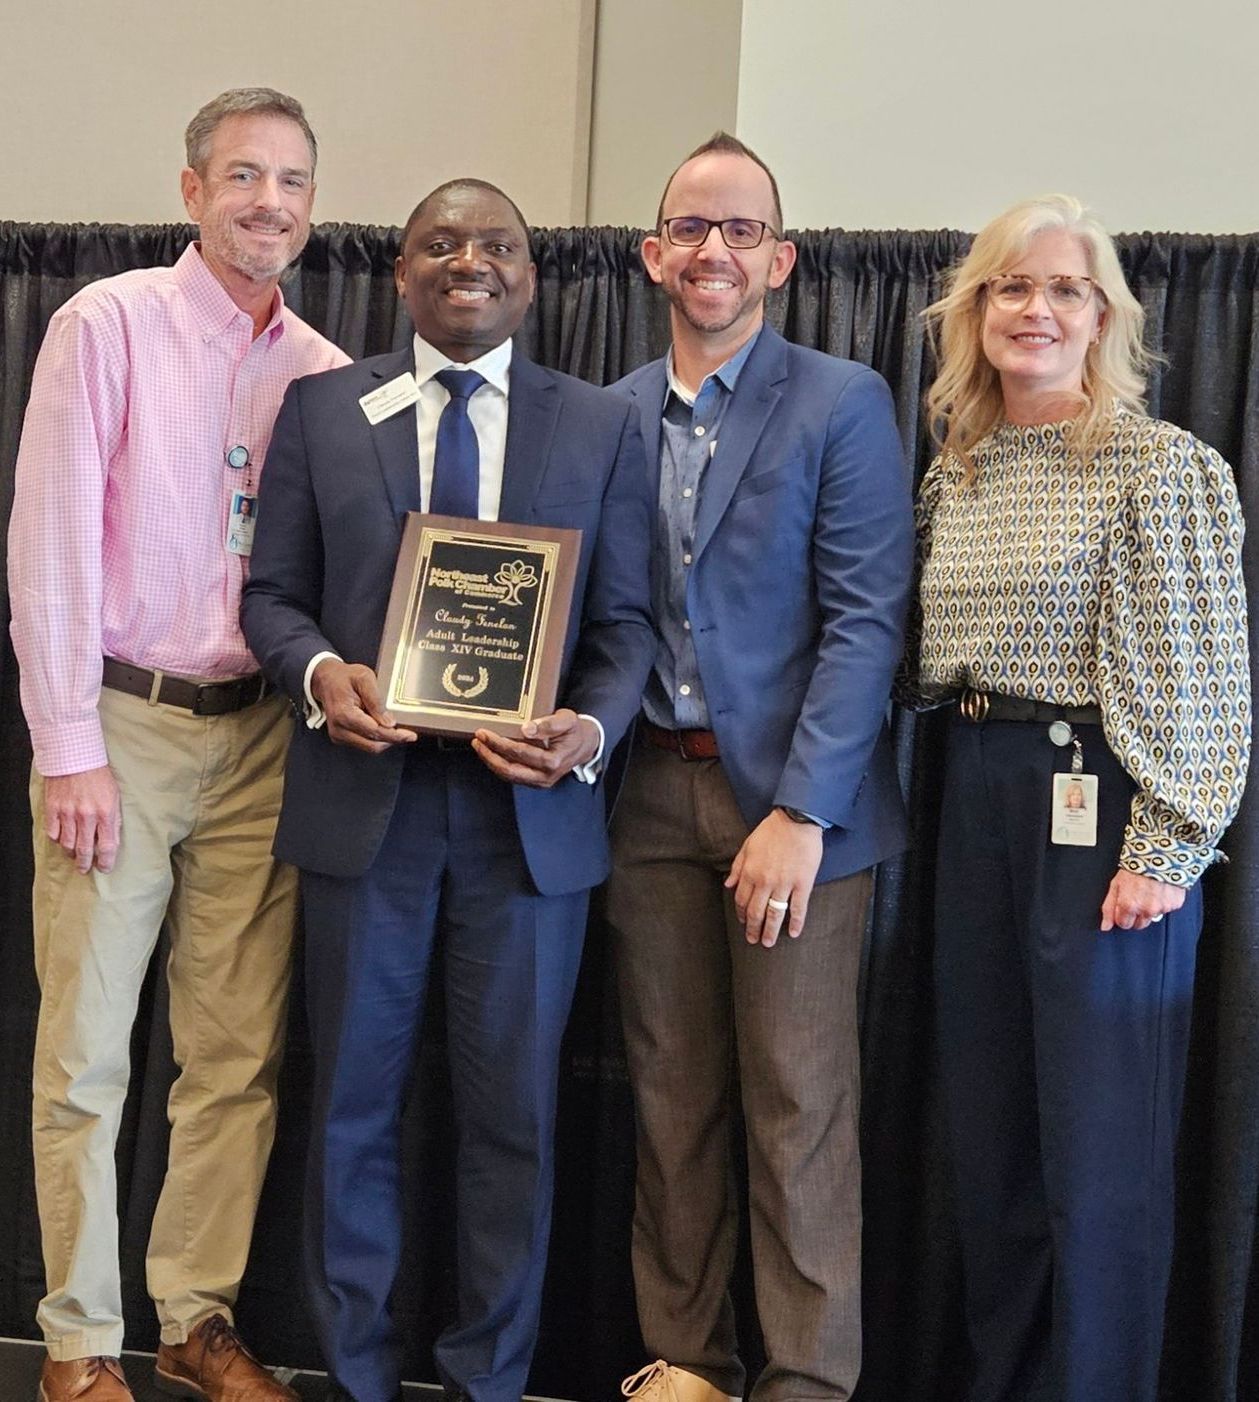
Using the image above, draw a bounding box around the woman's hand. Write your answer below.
[1100,870,1186,931]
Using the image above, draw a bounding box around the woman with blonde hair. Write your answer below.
[904,195,1250,1402]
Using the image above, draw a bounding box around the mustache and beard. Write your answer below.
[201,208,305,282]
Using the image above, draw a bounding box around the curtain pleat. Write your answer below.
[0,220,1254,1402]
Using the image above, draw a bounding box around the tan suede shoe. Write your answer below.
[153,1314,297,1401]
[621,1360,741,1402]
[39,1355,133,1402]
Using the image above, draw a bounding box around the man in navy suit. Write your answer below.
[241,179,654,1402]
[607,135,912,1402]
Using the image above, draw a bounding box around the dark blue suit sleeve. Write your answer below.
[560,400,655,749]
[241,379,336,702]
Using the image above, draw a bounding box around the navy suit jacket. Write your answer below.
[611,325,913,882]
[242,346,655,894]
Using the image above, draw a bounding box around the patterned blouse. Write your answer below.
[904,409,1251,886]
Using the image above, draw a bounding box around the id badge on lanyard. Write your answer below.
[224,443,256,557]
[1048,721,1098,846]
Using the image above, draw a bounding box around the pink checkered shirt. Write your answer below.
[8,244,350,776]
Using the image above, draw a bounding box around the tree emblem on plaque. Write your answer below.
[495,558,538,607]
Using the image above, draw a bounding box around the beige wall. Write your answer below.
[586,0,742,227]
[1,0,596,227]
[3,0,1254,235]
[736,0,1259,234]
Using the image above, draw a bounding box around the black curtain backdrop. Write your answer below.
[0,221,1256,1402]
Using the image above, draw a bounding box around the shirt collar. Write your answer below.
[173,243,286,345]
[412,332,513,396]
[664,326,762,409]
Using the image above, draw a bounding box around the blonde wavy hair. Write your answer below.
[925,194,1153,479]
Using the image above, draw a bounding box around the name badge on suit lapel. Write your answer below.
[359,373,421,425]
[366,374,426,520]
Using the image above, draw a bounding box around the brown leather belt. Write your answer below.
[641,719,720,760]
[958,689,1102,726]
[101,657,270,716]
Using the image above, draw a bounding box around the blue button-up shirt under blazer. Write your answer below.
[643,331,761,731]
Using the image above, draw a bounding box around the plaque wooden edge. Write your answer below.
[374,512,581,738]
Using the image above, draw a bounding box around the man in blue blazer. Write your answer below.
[606,136,912,1402]
[241,179,653,1402]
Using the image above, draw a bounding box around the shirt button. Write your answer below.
[683,619,691,631]
[694,425,706,437]
[682,487,693,499]
[679,684,692,696]
[683,553,692,565]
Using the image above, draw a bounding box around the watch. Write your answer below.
[777,805,823,826]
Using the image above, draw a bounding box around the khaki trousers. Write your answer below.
[30,686,296,1359]
[607,738,870,1402]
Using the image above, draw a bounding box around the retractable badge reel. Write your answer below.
[1049,720,1098,846]
[225,445,257,557]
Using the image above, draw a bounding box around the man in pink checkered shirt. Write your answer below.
[7,87,349,1402]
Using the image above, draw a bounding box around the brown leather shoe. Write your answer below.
[39,1356,133,1401]
[153,1314,297,1400]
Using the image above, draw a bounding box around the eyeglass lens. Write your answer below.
[988,276,1094,310]
[665,218,771,249]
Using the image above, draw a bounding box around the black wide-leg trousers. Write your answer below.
[935,715,1201,1402]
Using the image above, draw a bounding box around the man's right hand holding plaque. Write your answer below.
[309,658,416,755]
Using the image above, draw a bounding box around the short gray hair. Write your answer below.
[184,87,317,175]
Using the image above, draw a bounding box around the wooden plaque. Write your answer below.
[375,513,581,737]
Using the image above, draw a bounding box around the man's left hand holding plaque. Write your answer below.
[471,707,602,788]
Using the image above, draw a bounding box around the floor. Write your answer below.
[0,1336,569,1400]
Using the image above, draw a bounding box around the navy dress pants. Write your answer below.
[301,744,588,1402]
[935,715,1200,1402]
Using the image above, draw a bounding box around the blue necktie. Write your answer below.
[430,368,486,519]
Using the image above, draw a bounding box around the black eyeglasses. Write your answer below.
[661,217,779,249]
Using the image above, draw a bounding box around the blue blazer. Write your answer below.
[611,325,913,882]
[242,346,655,894]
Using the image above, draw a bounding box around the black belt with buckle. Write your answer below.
[412,733,472,751]
[957,689,1102,726]
[101,657,271,716]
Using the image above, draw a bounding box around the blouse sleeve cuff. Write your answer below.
[1119,824,1216,888]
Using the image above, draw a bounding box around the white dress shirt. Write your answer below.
[412,331,512,517]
